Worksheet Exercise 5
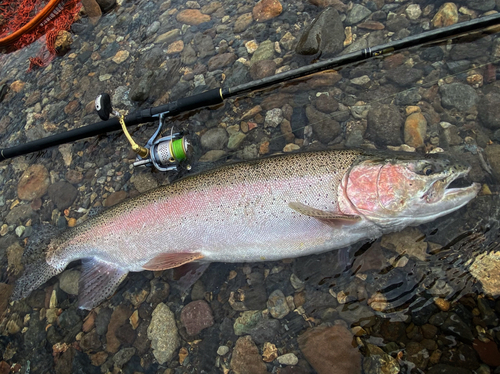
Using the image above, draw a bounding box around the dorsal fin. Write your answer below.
[78,258,128,310]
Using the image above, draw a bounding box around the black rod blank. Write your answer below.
[1,12,500,161]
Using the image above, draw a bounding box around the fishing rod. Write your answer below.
[1,12,500,166]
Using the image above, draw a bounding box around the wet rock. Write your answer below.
[17,164,49,201]
[427,364,472,374]
[5,204,33,225]
[267,289,290,319]
[477,297,498,327]
[180,300,214,336]
[295,7,344,56]
[306,105,341,143]
[81,0,102,24]
[406,4,422,20]
[207,52,236,71]
[234,13,253,33]
[363,343,400,374]
[147,302,180,364]
[252,0,282,22]
[112,50,129,64]
[200,127,228,150]
[469,248,500,296]
[386,15,411,32]
[440,83,479,111]
[277,353,299,366]
[234,310,263,336]
[103,190,127,207]
[367,103,403,146]
[228,132,247,150]
[7,242,23,275]
[249,317,283,344]
[65,169,83,184]
[395,89,421,106]
[387,66,423,87]
[230,335,268,374]
[59,269,80,295]
[113,347,136,368]
[80,329,102,352]
[249,60,276,80]
[315,95,338,113]
[95,0,115,12]
[176,9,210,25]
[381,227,428,261]
[265,108,283,128]
[441,313,474,341]
[106,304,133,353]
[466,0,495,11]
[48,181,77,210]
[432,3,458,28]
[440,344,479,370]
[346,4,371,25]
[250,40,275,65]
[406,342,429,371]
[298,325,361,374]
[478,92,500,129]
[0,283,13,316]
[472,339,500,367]
[146,278,170,305]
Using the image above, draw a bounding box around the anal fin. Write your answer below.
[78,258,128,310]
[288,202,361,226]
[142,252,204,271]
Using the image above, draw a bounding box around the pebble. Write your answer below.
[252,0,282,22]
[112,50,129,64]
[366,103,403,146]
[59,269,80,295]
[147,303,180,364]
[298,325,361,374]
[230,335,268,374]
[200,127,228,150]
[346,4,371,25]
[265,108,283,128]
[234,13,253,33]
[404,112,427,148]
[478,92,500,129]
[17,164,50,201]
[277,353,299,366]
[433,3,458,28]
[217,345,229,355]
[176,9,210,25]
[406,4,422,20]
[48,181,78,210]
[267,289,290,319]
[306,105,341,143]
[106,304,133,353]
[180,300,214,335]
[440,83,479,111]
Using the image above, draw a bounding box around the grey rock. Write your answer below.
[147,303,180,364]
[466,0,495,11]
[265,108,283,128]
[440,83,479,111]
[306,105,341,143]
[395,89,421,106]
[446,60,471,74]
[479,92,500,129]
[267,289,290,319]
[346,4,371,25]
[249,317,283,344]
[386,15,410,32]
[387,66,423,87]
[296,7,344,56]
[59,269,80,295]
[48,181,77,210]
[342,38,368,54]
[95,307,113,336]
[5,205,33,225]
[194,33,215,58]
[441,313,474,341]
[367,104,403,146]
[250,40,275,65]
[114,347,136,368]
[208,53,237,71]
[146,278,170,305]
[200,128,228,150]
[129,72,153,102]
[181,44,197,65]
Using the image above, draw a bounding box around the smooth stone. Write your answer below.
[306,105,341,143]
[440,83,479,111]
[230,335,268,374]
[17,164,50,201]
[404,112,427,148]
[59,269,81,295]
[200,128,228,150]
[147,303,180,364]
[176,9,210,25]
[267,289,290,319]
[345,4,371,25]
[180,300,214,336]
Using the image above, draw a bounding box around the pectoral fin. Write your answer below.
[288,202,361,226]
[142,252,204,271]
[78,258,128,310]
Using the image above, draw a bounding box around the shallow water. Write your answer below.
[1,0,500,373]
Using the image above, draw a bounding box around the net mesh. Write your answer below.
[0,0,81,69]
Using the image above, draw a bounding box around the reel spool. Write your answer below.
[95,94,191,172]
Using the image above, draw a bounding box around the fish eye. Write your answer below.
[423,165,433,175]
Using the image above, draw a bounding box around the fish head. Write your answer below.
[340,154,481,229]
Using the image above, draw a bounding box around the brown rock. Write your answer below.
[280,119,295,143]
[404,112,427,148]
[65,169,83,184]
[259,141,270,155]
[64,100,80,115]
[261,93,294,110]
[7,242,24,275]
[106,304,133,353]
[314,95,339,113]
[249,59,276,80]
[308,0,348,12]
[357,21,384,30]
[10,80,25,93]
[0,361,10,374]
[234,13,253,33]
[166,40,184,54]
[298,325,362,374]
[81,0,102,25]
[469,249,500,296]
[55,30,72,54]
[90,351,108,366]
[432,3,458,28]
[176,9,211,25]
[180,300,214,335]
[103,191,128,207]
[230,336,268,374]
[472,339,500,367]
[18,164,50,201]
[383,54,406,70]
[253,0,282,22]
[0,283,13,316]
[201,1,221,14]
[208,52,237,71]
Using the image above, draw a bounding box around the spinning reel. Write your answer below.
[95,93,192,172]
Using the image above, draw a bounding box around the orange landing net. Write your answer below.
[0,0,81,69]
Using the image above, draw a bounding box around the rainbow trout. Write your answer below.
[12,150,480,309]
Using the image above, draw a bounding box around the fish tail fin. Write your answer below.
[11,224,62,302]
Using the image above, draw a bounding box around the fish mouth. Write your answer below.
[423,168,480,204]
